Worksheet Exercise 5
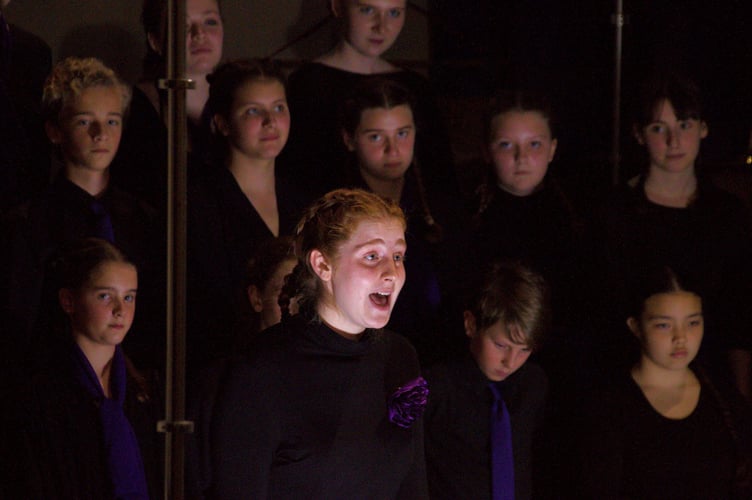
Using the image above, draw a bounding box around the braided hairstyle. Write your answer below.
[287,188,406,321]
[340,77,443,244]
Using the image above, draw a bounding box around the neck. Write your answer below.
[643,167,697,207]
[227,154,276,194]
[631,358,693,389]
[65,167,109,197]
[186,73,210,125]
[76,337,117,397]
[316,303,365,341]
[319,41,395,75]
[362,171,404,202]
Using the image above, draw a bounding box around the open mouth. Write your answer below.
[369,291,390,307]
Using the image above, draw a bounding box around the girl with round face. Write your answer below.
[632,77,708,208]
[323,0,408,74]
[625,267,705,418]
[208,58,290,236]
[486,99,557,197]
[343,101,415,201]
[140,0,223,122]
[56,240,139,389]
[296,188,407,339]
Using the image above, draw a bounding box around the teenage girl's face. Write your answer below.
[217,78,290,163]
[48,85,124,174]
[466,313,532,382]
[186,0,223,76]
[628,291,703,372]
[488,110,557,197]
[637,99,708,176]
[345,104,415,183]
[314,217,406,335]
[336,0,407,59]
[60,262,138,350]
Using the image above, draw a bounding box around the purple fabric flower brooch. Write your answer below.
[387,376,429,429]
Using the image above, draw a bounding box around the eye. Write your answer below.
[493,342,510,350]
[359,5,375,15]
[648,124,665,134]
[364,252,379,262]
[366,133,383,143]
[205,16,221,27]
[689,318,702,327]
[653,322,670,330]
[396,128,411,140]
[124,293,136,303]
[393,253,405,264]
[530,140,542,149]
[97,293,111,301]
[387,8,403,18]
[108,118,121,127]
[76,119,90,126]
[245,107,259,116]
[496,140,512,150]
[679,120,693,130]
[521,347,532,353]
[274,103,286,113]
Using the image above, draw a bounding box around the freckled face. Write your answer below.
[48,85,124,173]
[316,218,406,335]
[186,0,223,76]
[345,104,415,183]
[629,291,704,372]
[338,0,407,59]
[637,99,708,176]
[488,110,557,197]
[467,315,532,382]
[61,262,138,350]
[216,79,290,163]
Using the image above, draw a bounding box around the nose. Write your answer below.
[262,110,276,127]
[666,128,680,148]
[112,298,123,316]
[381,257,398,281]
[673,326,687,343]
[89,121,106,141]
[384,137,398,155]
[190,22,204,39]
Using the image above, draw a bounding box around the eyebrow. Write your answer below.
[646,312,702,320]
[353,238,407,250]
[91,285,138,293]
[71,111,123,117]
[361,124,414,133]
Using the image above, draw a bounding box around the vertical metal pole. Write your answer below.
[158,0,194,499]
[611,0,624,185]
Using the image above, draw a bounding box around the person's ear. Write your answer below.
[633,125,645,145]
[247,285,264,313]
[213,114,230,137]
[45,120,62,144]
[309,249,332,282]
[463,310,477,339]
[58,289,75,314]
[626,317,641,338]
[342,129,357,152]
[548,138,558,162]
[330,0,345,18]
[699,121,709,139]
[147,32,163,56]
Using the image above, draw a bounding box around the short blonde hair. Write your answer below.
[42,57,131,123]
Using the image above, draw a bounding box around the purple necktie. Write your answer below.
[90,199,115,243]
[489,382,515,500]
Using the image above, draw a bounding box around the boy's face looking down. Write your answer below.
[46,85,124,174]
[465,311,532,382]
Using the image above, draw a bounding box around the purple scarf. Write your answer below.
[72,344,149,499]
